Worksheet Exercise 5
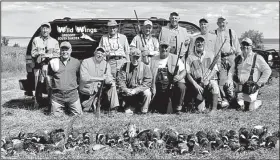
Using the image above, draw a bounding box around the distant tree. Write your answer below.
[240,30,264,49]
[2,36,9,46]
[13,43,20,47]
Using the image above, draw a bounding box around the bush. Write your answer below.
[13,43,20,47]
[1,46,26,73]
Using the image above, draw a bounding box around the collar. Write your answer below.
[168,23,179,30]
[241,51,254,60]
[40,35,49,40]
[217,28,227,32]
[108,33,119,39]
[194,50,205,59]
[60,57,71,64]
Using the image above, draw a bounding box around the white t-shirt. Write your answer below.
[157,56,185,72]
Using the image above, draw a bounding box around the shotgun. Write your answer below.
[95,57,109,118]
[134,10,146,47]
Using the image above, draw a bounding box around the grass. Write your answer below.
[1,47,279,159]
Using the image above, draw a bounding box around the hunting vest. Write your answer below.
[188,53,212,82]
[125,61,144,88]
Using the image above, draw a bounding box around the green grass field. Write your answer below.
[1,47,279,159]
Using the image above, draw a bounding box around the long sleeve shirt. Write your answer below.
[98,33,130,61]
[231,51,271,85]
[189,32,216,56]
[214,28,241,56]
[159,23,191,57]
[130,35,159,56]
[31,36,60,58]
[79,57,113,93]
[117,62,152,94]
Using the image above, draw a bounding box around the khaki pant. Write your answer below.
[123,89,152,113]
[108,58,126,78]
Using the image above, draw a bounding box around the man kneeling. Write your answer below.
[117,48,152,114]
[79,47,119,112]
[48,41,83,116]
[185,36,219,114]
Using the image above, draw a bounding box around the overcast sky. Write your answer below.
[2,2,279,39]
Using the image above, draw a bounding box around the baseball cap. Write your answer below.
[170,12,179,17]
[107,20,118,27]
[217,16,226,21]
[144,20,153,26]
[41,22,51,28]
[159,41,170,47]
[195,35,205,42]
[241,38,253,46]
[95,47,105,53]
[60,41,71,48]
[199,18,208,23]
[130,48,141,57]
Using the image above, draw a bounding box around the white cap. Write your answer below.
[144,20,153,26]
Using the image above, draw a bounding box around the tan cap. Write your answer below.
[107,20,118,26]
[144,20,153,26]
[130,48,141,57]
[159,41,170,46]
[217,16,226,21]
[241,37,253,46]
[60,41,71,48]
[41,22,51,28]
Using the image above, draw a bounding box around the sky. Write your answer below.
[1,2,279,45]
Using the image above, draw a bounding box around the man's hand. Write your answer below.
[42,65,48,77]
[202,79,209,86]
[195,83,204,95]
[184,38,190,46]
[129,89,137,95]
[173,75,181,82]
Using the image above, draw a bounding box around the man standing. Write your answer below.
[130,20,159,65]
[117,48,152,114]
[233,38,271,111]
[48,41,82,117]
[158,12,191,58]
[214,16,241,108]
[185,36,219,114]
[188,18,216,56]
[79,47,119,112]
[31,22,60,108]
[150,41,186,114]
[98,20,130,78]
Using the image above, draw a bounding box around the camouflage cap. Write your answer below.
[130,48,141,57]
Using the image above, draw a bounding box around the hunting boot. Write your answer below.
[209,94,218,114]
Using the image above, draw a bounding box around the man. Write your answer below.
[117,48,152,114]
[30,22,60,108]
[48,41,82,116]
[79,47,119,112]
[232,38,271,111]
[130,20,159,65]
[214,16,242,108]
[158,12,191,58]
[188,18,216,57]
[150,41,186,114]
[185,36,219,114]
[98,20,130,78]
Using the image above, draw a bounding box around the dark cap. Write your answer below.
[159,41,170,47]
[170,12,179,17]
[95,47,106,53]
[199,18,208,23]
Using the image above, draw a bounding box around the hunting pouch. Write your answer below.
[242,54,259,95]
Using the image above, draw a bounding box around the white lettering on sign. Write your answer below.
[57,25,97,34]
[75,26,97,33]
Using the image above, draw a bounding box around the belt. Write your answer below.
[52,89,76,94]
[221,52,234,58]
[108,56,124,60]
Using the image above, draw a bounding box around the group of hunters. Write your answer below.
[27,12,272,117]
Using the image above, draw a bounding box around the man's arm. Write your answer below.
[123,35,130,61]
[80,60,103,83]
[31,37,40,58]
[133,64,152,94]
[53,40,60,58]
[117,63,129,92]
[232,30,241,56]
[256,55,272,86]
